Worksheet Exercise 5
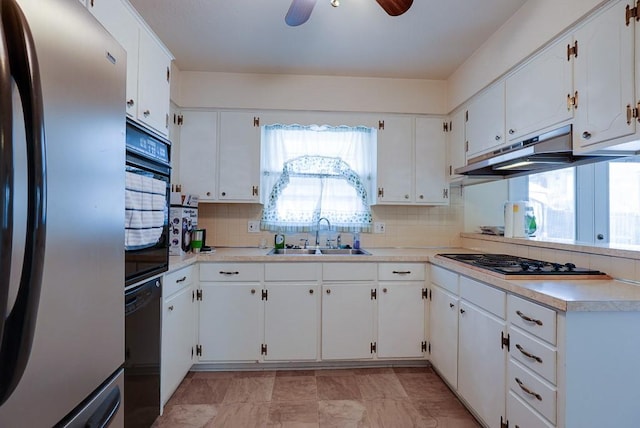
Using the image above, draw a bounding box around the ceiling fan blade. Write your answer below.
[285,0,318,26]
[376,0,414,16]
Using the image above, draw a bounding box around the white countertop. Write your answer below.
[168,247,640,312]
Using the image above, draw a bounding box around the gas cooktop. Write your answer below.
[436,253,609,279]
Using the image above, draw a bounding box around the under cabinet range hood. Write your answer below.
[455,125,621,178]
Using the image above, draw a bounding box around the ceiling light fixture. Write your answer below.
[330,0,340,7]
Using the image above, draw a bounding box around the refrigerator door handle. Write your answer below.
[84,386,122,428]
[0,0,47,406]
[0,0,14,362]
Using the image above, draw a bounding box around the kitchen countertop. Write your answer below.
[168,247,640,313]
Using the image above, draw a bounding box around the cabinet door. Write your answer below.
[505,36,573,142]
[376,116,414,203]
[465,82,505,158]
[137,28,171,136]
[218,112,261,201]
[377,282,426,358]
[321,283,375,360]
[415,117,448,205]
[86,0,139,117]
[198,283,262,361]
[178,111,218,201]
[574,1,635,151]
[429,285,459,387]
[264,283,319,361]
[161,285,195,405]
[447,109,466,181]
[458,301,507,428]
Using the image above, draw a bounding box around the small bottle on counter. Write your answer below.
[274,233,285,249]
[353,232,360,249]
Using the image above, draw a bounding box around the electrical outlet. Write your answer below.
[374,222,386,234]
[247,220,260,233]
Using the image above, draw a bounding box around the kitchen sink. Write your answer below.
[267,248,371,256]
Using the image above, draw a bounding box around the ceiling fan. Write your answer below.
[285,0,414,27]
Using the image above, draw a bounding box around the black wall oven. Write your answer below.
[125,119,171,286]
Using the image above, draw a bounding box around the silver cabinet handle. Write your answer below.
[515,344,543,363]
[516,310,543,326]
[176,276,187,283]
[515,378,542,401]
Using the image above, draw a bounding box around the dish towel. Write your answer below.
[125,171,166,250]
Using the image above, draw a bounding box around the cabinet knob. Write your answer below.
[309,289,314,294]
[126,99,134,107]
[206,191,211,196]
[495,135,501,141]
[143,109,150,117]
[419,195,424,199]
[460,308,466,314]
[449,303,455,308]
[404,194,409,199]
[582,131,592,140]
[508,128,515,135]
[168,305,174,311]
[382,288,388,293]
[221,191,226,197]
[326,289,331,295]
[251,289,256,294]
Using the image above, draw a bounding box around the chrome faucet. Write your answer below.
[315,217,331,246]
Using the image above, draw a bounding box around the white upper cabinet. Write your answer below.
[573,0,636,152]
[505,35,574,142]
[178,110,218,201]
[465,82,505,158]
[446,109,467,181]
[376,116,414,203]
[217,112,262,202]
[415,117,449,205]
[87,0,172,136]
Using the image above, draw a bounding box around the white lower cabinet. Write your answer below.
[457,277,507,428]
[428,284,458,387]
[321,282,376,360]
[161,265,197,406]
[507,391,554,428]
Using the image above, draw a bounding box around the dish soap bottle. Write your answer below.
[353,232,360,249]
[274,233,285,249]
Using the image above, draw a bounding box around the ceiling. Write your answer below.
[129,0,527,80]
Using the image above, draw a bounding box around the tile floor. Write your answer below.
[152,366,480,427]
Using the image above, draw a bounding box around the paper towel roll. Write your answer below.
[512,201,527,238]
[504,202,514,238]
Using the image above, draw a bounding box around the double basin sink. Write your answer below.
[267,248,371,256]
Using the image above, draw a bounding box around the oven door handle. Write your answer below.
[0,0,47,406]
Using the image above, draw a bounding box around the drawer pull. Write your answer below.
[392,270,411,275]
[516,310,543,326]
[515,344,543,363]
[220,271,240,276]
[168,305,174,311]
[449,303,455,308]
[515,377,542,401]
[176,276,187,283]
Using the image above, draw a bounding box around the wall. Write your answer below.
[197,190,464,249]
[447,0,606,111]
[177,71,447,115]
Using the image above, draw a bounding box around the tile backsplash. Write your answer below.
[197,189,464,249]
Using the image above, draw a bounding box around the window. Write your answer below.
[260,124,376,232]
[528,168,576,240]
[609,156,640,245]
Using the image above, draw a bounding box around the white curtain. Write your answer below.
[260,124,377,232]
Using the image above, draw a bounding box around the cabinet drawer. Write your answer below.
[509,360,556,424]
[508,295,556,345]
[200,263,262,281]
[430,265,458,294]
[264,263,321,281]
[322,263,377,281]
[509,327,556,384]
[164,265,195,297]
[459,276,505,319]
[508,391,554,428]
[378,263,425,281]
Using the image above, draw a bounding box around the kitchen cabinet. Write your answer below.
[263,263,321,361]
[573,0,636,152]
[87,0,171,136]
[197,264,263,361]
[321,263,376,360]
[161,265,196,406]
[455,273,508,428]
[177,110,218,201]
[505,35,573,142]
[377,264,428,358]
[414,117,449,205]
[465,82,505,158]
[428,265,459,388]
[377,116,448,205]
[217,112,261,202]
[446,108,467,181]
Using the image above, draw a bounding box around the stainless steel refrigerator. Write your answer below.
[0,0,126,426]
